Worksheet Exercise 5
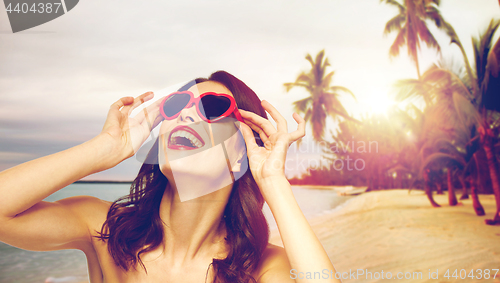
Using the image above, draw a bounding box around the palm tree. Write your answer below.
[284,50,357,143]
[381,0,446,78]
[420,134,467,206]
[475,21,500,224]
[455,19,500,224]
[394,19,500,224]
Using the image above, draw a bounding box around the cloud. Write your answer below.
[1,0,498,179]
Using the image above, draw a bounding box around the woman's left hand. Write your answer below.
[239,100,305,190]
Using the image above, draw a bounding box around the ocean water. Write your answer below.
[0,184,353,283]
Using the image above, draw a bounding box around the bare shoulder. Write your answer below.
[55,195,111,231]
[254,243,294,283]
[56,195,111,214]
[0,195,113,252]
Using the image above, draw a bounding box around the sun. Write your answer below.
[360,93,397,116]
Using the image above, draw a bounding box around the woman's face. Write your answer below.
[158,81,246,201]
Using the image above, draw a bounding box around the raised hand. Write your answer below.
[100,91,163,168]
[239,100,305,189]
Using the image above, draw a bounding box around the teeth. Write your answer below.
[170,130,203,148]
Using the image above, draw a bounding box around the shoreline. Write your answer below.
[270,189,500,282]
[74,180,133,184]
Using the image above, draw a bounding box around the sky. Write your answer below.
[0,0,499,180]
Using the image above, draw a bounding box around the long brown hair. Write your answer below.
[96,71,269,283]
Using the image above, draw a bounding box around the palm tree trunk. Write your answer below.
[436,182,443,194]
[470,178,485,216]
[458,174,469,200]
[483,135,500,225]
[424,170,440,207]
[471,153,485,216]
[447,168,458,206]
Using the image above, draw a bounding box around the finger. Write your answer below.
[122,91,154,115]
[242,119,269,144]
[239,122,260,152]
[127,91,154,115]
[239,109,277,137]
[288,112,306,142]
[104,97,134,128]
[134,96,163,125]
[110,96,134,110]
[261,100,287,133]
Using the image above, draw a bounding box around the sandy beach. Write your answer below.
[270,189,500,283]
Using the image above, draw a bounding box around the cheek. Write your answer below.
[158,121,172,138]
[224,132,246,163]
[158,134,170,174]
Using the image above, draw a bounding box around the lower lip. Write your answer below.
[167,143,199,150]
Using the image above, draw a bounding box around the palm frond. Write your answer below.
[425,6,444,28]
[389,26,407,58]
[305,53,314,69]
[381,0,405,14]
[321,71,335,90]
[292,97,313,114]
[323,93,349,118]
[330,85,356,100]
[418,24,440,52]
[422,152,465,171]
[432,138,463,157]
[393,78,431,104]
[303,109,312,122]
[284,82,310,93]
[482,21,500,111]
[323,94,361,125]
[452,90,481,131]
[384,14,406,35]
[473,19,500,89]
[284,72,314,93]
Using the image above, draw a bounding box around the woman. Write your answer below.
[0,71,340,282]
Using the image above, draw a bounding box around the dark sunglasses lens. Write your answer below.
[163,93,191,117]
[200,95,232,120]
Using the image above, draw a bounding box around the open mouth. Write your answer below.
[168,125,205,150]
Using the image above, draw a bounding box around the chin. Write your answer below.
[159,148,231,180]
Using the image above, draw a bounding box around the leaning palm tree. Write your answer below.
[420,134,467,206]
[474,20,500,225]
[381,0,445,78]
[284,50,357,143]
[394,19,500,224]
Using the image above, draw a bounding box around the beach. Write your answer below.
[2,186,499,282]
[270,189,500,282]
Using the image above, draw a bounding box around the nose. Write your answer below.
[177,103,199,123]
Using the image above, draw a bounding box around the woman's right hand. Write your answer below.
[99,91,163,168]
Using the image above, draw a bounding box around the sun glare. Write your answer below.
[360,93,397,116]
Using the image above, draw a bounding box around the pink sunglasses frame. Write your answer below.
[159,91,244,123]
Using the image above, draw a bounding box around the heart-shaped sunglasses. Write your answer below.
[160,91,243,123]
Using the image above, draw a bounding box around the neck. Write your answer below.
[158,181,232,264]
